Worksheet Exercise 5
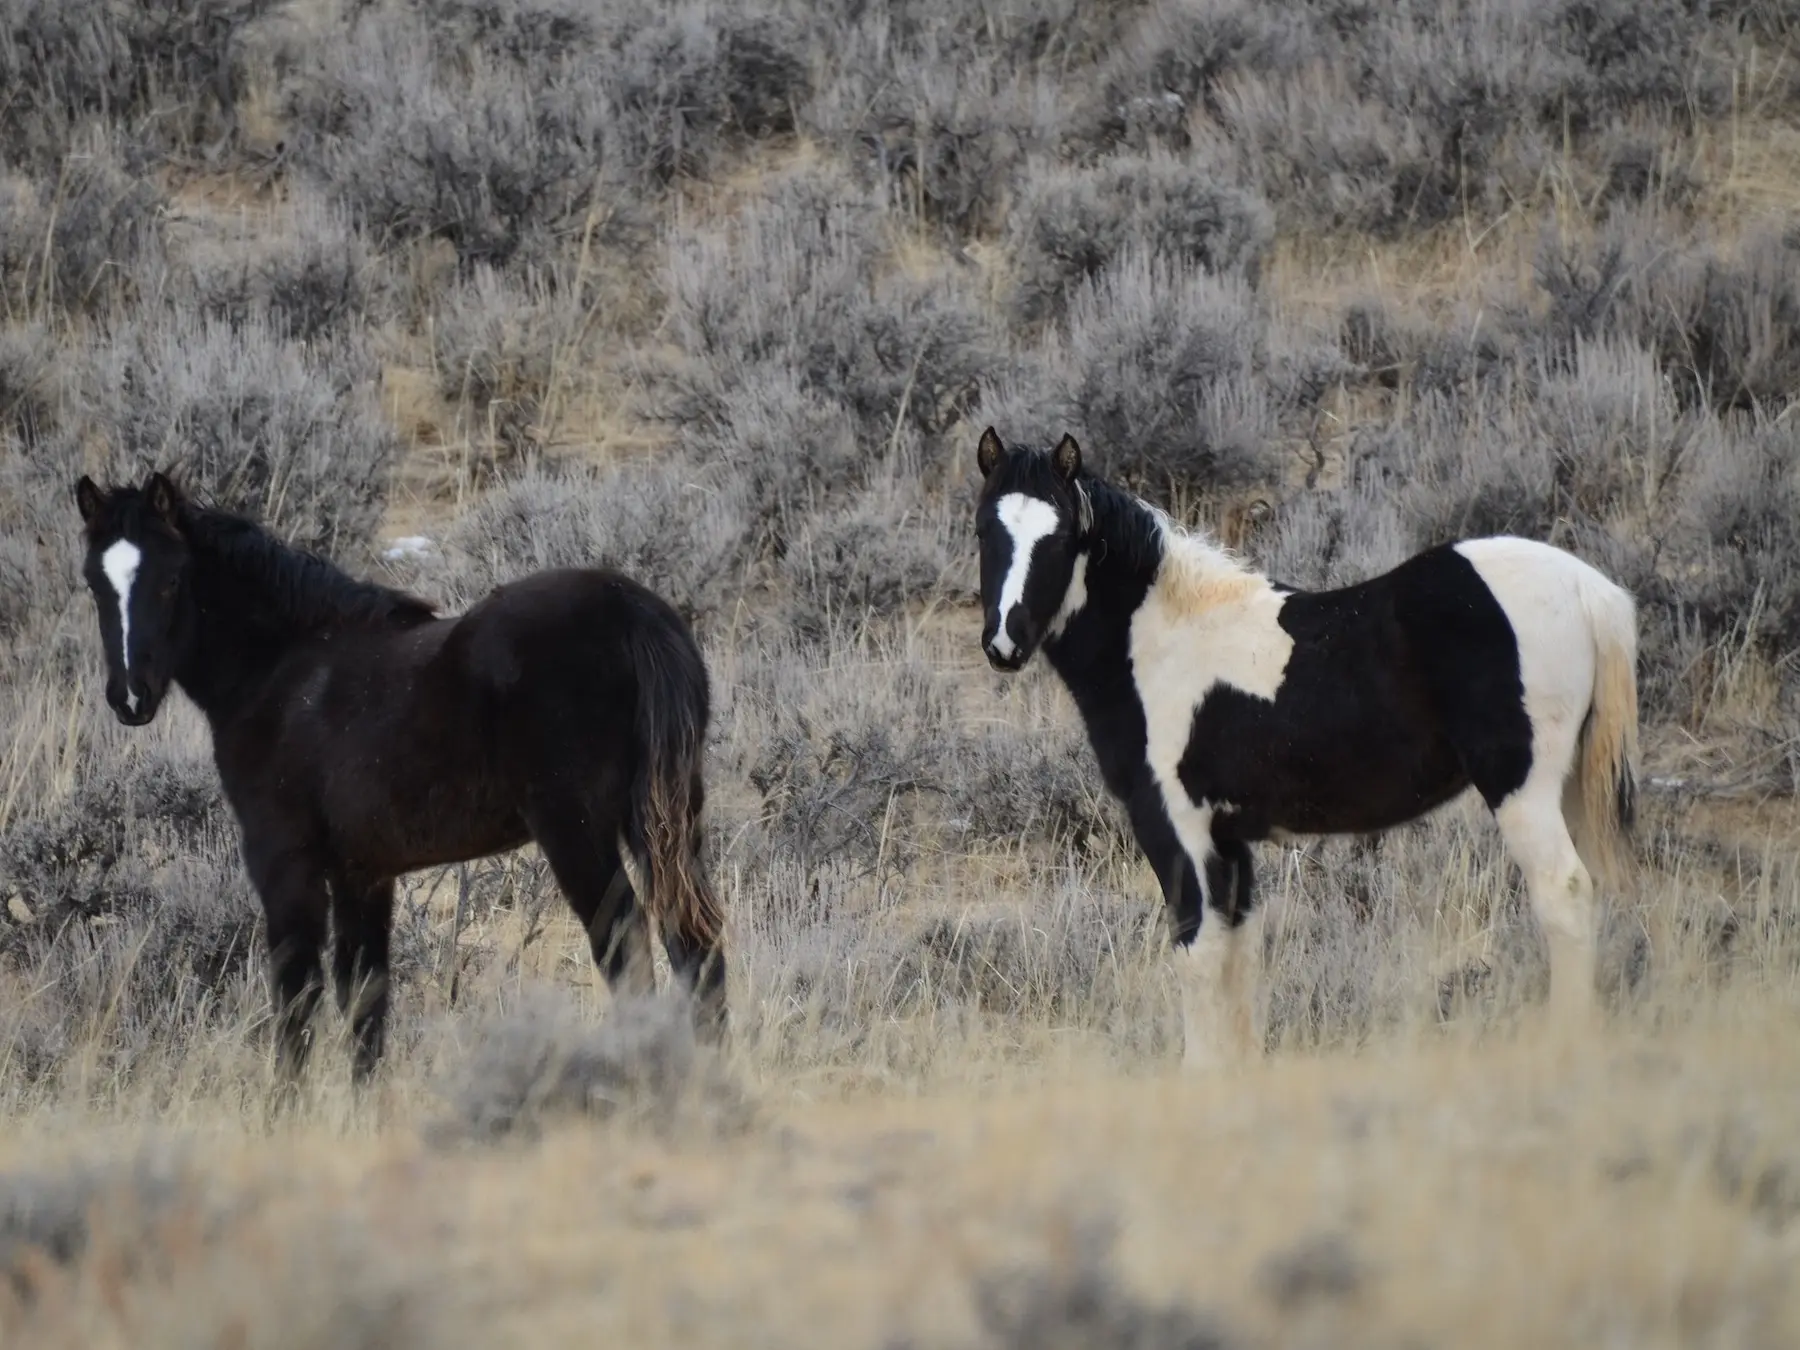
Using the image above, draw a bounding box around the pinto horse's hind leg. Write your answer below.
[1459,702,1598,1024]
[1493,772,1597,1024]
[330,872,394,1084]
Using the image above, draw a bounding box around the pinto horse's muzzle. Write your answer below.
[981,609,1032,672]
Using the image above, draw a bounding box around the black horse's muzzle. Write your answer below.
[107,678,162,727]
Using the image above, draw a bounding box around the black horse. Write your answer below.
[73,471,727,1085]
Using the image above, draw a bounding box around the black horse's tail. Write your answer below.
[622,611,725,956]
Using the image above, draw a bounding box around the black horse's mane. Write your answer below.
[181,503,437,634]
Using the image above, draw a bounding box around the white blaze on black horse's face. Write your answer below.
[74,471,191,727]
[974,427,1087,672]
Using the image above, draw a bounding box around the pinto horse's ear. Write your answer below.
[74,475,103,524]
[144,471,180,523]
[1051,433,1081,481]
[976,426,1004,477]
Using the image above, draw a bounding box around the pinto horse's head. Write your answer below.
[73,471,194,727]
[972,426,1091,673]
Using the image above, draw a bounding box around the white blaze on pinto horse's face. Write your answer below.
[988,492,1060,663]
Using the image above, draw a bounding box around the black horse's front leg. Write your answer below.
[244,839,331,1096]
[330,871,395,1086]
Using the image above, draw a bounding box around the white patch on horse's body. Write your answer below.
[990,492,1061,660]
[100,539,143,712]
[1129,522,1294,807]
[1047,553,1088,639]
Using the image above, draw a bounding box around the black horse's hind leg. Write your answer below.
[656,765,727,1044]
[330,872,394,1084]
[526,796,656,996]
[245,843,330,1092]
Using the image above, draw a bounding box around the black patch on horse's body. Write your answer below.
[1180,543,1535,851]
[74,475,727,1089]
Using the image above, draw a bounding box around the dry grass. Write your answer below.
[2,639,1799,1345]
[2,864,1799,1349]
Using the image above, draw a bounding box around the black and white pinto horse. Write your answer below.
[972,429,1640,1067]
[74,472,727,1088]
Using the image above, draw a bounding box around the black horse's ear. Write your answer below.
[75,475,103,524]
[977,426,1004,477]
[144,471,179,523]
[1051,433,1081,481]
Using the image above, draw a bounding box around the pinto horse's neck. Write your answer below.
[1037,477,1265,797]
[1037,480,1167,796]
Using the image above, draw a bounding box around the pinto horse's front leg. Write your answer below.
[1129,784,1264,1070]
[1181,841,1264,1069]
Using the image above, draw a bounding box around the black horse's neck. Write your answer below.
[173,505,436,723]
[1039,476,1169,797]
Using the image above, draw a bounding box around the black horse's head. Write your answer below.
[73,471,194,727]
[973,426,1090,673]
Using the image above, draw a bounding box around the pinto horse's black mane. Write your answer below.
[181,503,437,634]
[1073,468,1170,579]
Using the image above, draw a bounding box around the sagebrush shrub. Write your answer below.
[813,29,1059,237]
[430,987,747,1143]
[185,190,383,344]
[434,457,750,622]
[1006,150,1274,325]
[680,372,867,546]
[779,475,957,637]
[985,248,1283,495]
[0,324,57,446]
[429,263,589,458]
[0,744,268,1092]
[657,162,1004,481]
[1079,0,1308,157]
[297,14,611,268]
[0,142,165,319]
[606,3,811,184]
[75,309,398,558]
[0,0,278,169]
[733,647,959,877]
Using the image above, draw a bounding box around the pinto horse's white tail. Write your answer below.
[1570,570,1640,886]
